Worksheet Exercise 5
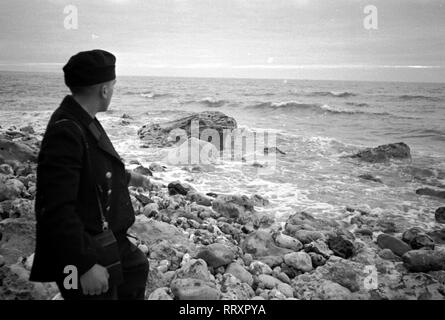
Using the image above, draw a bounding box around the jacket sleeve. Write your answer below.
[36,120,97,276]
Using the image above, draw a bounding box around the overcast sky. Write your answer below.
[0,0,444,82]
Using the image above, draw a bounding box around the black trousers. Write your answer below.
[56,238,149,300]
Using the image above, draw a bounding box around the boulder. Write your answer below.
[241,230,292,258]
[402,227,426,244]
[327,235,355,259]
[129,215,196,253]
[212,194,254,219]
[351,142,411,163]
[196,243,235,268]
[170,278,221,300]
[283,252,313,272]
[0,139,38,163]
[0,218,36,265]
[149,163,166,172]
[358,174,383,183]
[416,188,445,199]
[138,111,237,149]
[427,229,445,245]
[435,207,445,224]
[133,165,153,176]
[277,283,294,298]
[308,252,327,267]
[304,240,333,259]
[186,192,213,206]
[410,234,435,250]
[273,232,303,251]
[402,249,445,272]
[168,181,195,196]
[377,233,410,257]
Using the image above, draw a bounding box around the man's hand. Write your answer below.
[80,264,109,295]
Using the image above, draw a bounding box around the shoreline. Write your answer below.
[0,113,445,300]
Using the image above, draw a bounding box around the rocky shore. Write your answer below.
[1,112,445,300]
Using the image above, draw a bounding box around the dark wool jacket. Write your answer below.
[30,95,135,282]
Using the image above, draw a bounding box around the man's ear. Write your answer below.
[100,84,108,98]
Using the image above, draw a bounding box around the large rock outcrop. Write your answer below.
[137,111,237,149]
[351,142,411,163]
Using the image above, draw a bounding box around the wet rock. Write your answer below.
[250,194,270,207]
[212,194,254,219]
[147,287,173,300]
[402,227,426,244]
[327,235,355,259]
[435,207,445,224]
[241,229,292,258]
[288,229,325,245]
[142,203,159,217]
[402,249,445,272]
[168,181,195,196]
[416,188,445,199]
[0,139,38,163]
[427,229,445,245]
[309,252,327,267]
[186,192,213,206]
[196,243,235,268]
[273,232,303,251]
[20,126,35,134]
[170,278,221,300]
[358,174,383,183]
[410,234,435,250]
[138,111,237,149]
[264,147,286,155]
[283,252,313,273]
[377,234,411,257]
[149,162,166,172]
[133,165,153,176]
[225,262,254,286]
[304,240,333,259]
[378,249,401,262]
[351,142,411,163]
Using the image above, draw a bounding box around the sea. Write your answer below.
[1,71,444,230]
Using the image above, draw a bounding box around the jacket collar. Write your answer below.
[59,95,123,164]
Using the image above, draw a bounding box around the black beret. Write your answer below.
[63,49,116,87]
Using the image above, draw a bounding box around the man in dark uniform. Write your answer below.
[29,49,151,299]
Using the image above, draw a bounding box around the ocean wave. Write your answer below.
[185,98,229,108]
[124,91,172,99]
[246,101,390,116]
[398,94,441,102]
[346,102,370,107]
[301,91,357,98]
